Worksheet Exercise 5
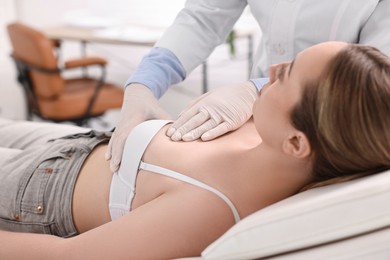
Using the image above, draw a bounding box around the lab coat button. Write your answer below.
[272,44,286,55]
[14,213,20,221]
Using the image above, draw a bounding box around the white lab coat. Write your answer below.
[156,0,390,78]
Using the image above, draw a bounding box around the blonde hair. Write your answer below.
[291,44,390,191]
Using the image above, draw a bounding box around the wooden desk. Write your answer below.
[43,25,255,94]
[43,25,159,46]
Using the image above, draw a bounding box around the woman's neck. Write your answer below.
[257,141,310,176]
[242,142,312,195]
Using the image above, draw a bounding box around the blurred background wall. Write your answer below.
[0,0,260,126]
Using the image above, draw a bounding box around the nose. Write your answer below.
[269,64,278,84]
[260,82,271,96]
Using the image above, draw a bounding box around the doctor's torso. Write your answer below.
[248,0,384,77]
[157,0,388,77]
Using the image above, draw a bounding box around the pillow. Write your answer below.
[201,170,390,259]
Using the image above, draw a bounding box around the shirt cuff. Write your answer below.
[125,47,186,98]
[250,77,269,91]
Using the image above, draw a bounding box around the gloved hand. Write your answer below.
[105,84,171,173]
[166,81,258,141]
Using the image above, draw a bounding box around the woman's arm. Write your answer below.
[0,231,65,259]
[156,0,247,73]
[0,187,234,259]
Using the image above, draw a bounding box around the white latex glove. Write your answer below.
[167,81,258,141]
[105,84,171,172]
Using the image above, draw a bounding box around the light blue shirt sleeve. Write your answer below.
[250,77,269,91]
[125,47,186,99]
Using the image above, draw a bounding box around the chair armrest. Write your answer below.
[64,57,107,69]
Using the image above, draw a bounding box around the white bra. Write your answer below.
[109,119,240,223]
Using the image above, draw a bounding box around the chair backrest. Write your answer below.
[7,22,64,98]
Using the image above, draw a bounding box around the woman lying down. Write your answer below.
[1,42,390,259]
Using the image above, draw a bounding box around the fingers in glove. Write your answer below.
[168,107,200,133]
[105,139,113,160]
[107,131,127,173]
[182,118,220,141]
[167,92,213,138]
[177,92,212,118]
[167,107,198,137]
[169,109,210,141]
[201,122,232,141]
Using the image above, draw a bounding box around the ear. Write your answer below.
[282,132,311,159]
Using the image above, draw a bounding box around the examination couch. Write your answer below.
[180,169,390,259]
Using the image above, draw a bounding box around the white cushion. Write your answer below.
[201,170,390,259]
[258,227,390,259]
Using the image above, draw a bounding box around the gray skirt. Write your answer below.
[0,130,111,237]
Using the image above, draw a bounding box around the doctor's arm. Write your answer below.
[106,0,250,172]
[105,48,180,172]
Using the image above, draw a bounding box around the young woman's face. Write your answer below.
[252,41,347,146]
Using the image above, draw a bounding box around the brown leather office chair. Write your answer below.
[7,22,124,125]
